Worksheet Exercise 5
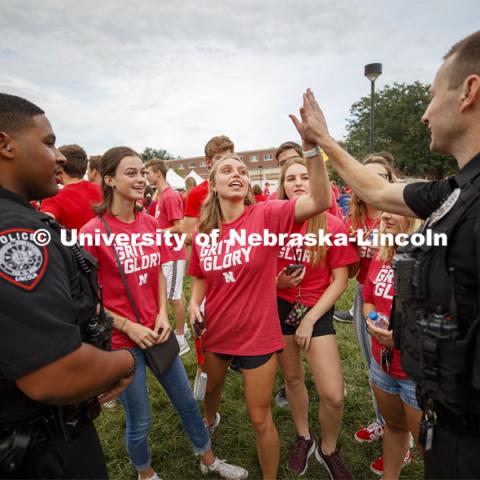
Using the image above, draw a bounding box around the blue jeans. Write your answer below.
[370,357,420,410]
[353,283,385,426]
[119,350,211,471]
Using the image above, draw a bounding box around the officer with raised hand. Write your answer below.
[296,31,480,479]
[0,93,136,478]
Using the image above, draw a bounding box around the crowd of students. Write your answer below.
[36,91,426,480]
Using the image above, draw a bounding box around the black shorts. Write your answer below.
[277,297,335,337]
[212,352,276,370]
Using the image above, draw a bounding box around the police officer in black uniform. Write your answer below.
[0,93,137,478]
[292,30,480,479]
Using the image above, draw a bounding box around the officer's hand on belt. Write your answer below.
[366,319,395,348]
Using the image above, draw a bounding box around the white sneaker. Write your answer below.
[177,336,191,356]
[138,473,162,480]
[200,458,248,479]
[184,325,192,339]
[204,412,221,435]
[103,399,118,409]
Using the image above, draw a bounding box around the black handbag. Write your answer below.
[99,216,179,376]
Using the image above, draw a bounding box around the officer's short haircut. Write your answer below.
[59,144,88,179]
[204,135,234,158]
[444,30,480,89]
[145,158,168,179]
[275,141,303,163]
[0,93,44,134]
[88,155,101,171]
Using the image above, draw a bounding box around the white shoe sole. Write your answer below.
[289,440,316,476]
[314,448,334,480]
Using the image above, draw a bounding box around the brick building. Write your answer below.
[165,147,281,187]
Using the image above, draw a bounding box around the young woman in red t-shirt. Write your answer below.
[188,89,333,480]
[342,156,395,457]
[81,147,247,480]
[275,158,359,478]
[363,211,423,478]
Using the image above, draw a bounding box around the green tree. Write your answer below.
[140,147,175,162]
[345,82,456,179]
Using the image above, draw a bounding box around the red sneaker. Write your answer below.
[354,421,384,443]
[370,449,413,476]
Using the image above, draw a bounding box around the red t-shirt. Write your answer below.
[81,212,171,350]
[184,180,209,217]
[154,187,187,261]
[188,199,297,355]
[363,254,407,379]
[269,191,279,200]
[147,200,157,217]
[277,214,359,307]
[40,181,102,231]
[254,194,268,203]
[345,215,381,284]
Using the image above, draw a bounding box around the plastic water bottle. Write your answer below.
[367,311,389,329]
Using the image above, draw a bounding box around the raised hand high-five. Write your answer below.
[289,88,332,149]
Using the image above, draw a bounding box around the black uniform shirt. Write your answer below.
[0,187,83,423]
[403,152,480,329]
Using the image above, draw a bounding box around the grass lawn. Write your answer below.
[96,276,423,479]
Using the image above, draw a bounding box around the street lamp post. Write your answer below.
[259,165,263,188]
[364,63,382,153]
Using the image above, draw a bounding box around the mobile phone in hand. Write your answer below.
[193,318,205,338]
[285,264,305,275]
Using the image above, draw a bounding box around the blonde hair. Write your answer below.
[377,215,422,262]
[348,155,395,229]
[198,154,253,234]
[278,157,327,267]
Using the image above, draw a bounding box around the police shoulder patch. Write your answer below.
[0,229,49,291]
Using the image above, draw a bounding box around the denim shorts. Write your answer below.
[370,357,420,410]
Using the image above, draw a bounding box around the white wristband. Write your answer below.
[303,146,321,158]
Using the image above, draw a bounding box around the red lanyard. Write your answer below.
[194,337,204,366]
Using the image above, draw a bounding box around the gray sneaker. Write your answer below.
[275,387,289,408]
[333,310,354,324]
[204,412,221,436]
[200,458,248,479]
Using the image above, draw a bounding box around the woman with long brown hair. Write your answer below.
[188,90,332,479]
[81,147,247,480]
[275,157,359,478]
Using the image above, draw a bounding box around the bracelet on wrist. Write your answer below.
[303,146,321,158]
[119,347,137,377]
[119,318,128,333]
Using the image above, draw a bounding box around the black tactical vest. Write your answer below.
[393,174,480,416]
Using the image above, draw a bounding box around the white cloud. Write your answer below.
[0,0,477,156]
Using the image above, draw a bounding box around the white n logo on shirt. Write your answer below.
[139,273,148,286]
[222,271,236,283]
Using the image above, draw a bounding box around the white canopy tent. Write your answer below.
[166,168,185,190]
[185,169,205,185]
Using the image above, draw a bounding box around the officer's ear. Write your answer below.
[0,132,14,159]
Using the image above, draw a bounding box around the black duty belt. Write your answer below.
[436,403,480,435]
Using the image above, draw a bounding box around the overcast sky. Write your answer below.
[1,0,478,157]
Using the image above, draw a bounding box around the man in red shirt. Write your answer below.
[145,158,190,355]
[183,135,234,242]
[40,144,102,230]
